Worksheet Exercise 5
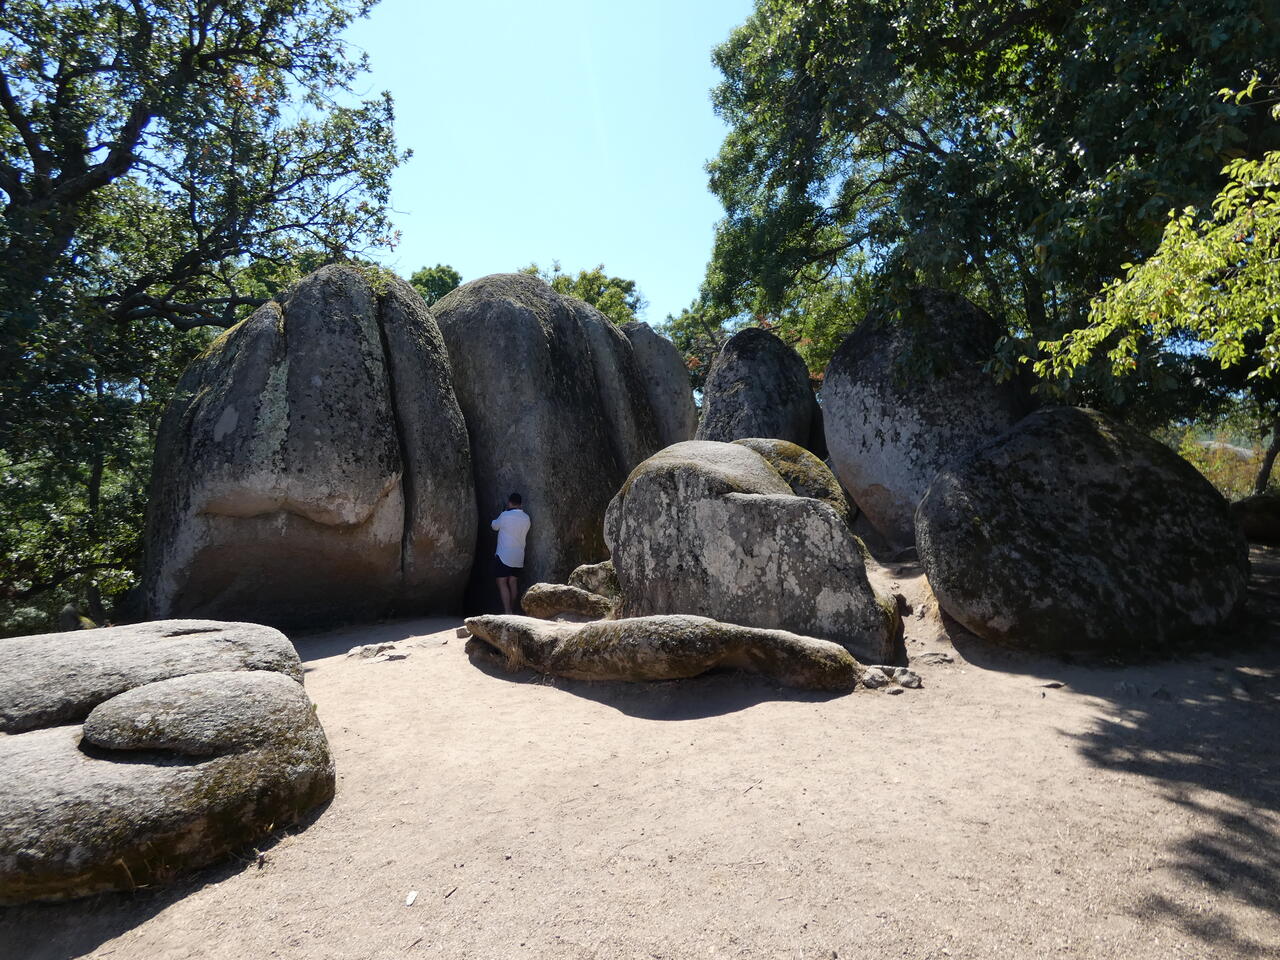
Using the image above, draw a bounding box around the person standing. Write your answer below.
[491,493,531,614]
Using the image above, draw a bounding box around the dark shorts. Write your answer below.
[493,556,522,578]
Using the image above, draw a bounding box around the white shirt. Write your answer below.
[491,508,531,567]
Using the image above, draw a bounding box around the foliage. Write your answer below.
[0,0,404,634]
[705,0,1280,398]
[523,261,647,326]
[660,299,733,395]
[409,263,461,306]
[1038,82,1280,385]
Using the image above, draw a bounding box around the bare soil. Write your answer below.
[4,552,1280,959]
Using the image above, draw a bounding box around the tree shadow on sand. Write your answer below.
[465,648,849,721]
[941,546,1280,957]
[0,801,333,960]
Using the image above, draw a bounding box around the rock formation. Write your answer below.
[822,289,1035,549]
[465,614,863,691]
[568,559,621,599]
[144,264,475,628]
[732,437,853,527]
[604,441,897,663]
[1231,492,1280,546]
[433,274,661,608]
[916,407,1250,653]
[620,321,698,447]
[520,582,616,621]
[0,621,333,904]
[695,327,819,449]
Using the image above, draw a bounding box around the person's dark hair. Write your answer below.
[508,492,522,506]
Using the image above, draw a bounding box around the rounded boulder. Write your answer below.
[822,289,1034,549]
[916,407,1250,654]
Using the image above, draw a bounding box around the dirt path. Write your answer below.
[4,559,1280,959]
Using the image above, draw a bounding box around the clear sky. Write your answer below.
[343,0,755,324]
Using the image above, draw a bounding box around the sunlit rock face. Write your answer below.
[604,440,897,664]
[822,288,1035,550]
[144,264,475,627]
[0,619,333,905]
[916,406,1250,654]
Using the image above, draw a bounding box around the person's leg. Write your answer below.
[496,576,513,614]
[503,575,519,613]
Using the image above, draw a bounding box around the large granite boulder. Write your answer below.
[916,407,1250,654]
[695,327,819,449]
[0,619,301,733]
[144,264,475,628]
[604,441,897,662]
[822,289,1035,549]
[520,582,616,621]
[465,614,863,691]
[1230,492,1280,546]
[433,274,661,609]
[621,321,698,447]
[0,621,333,904]
[733,437,853,527]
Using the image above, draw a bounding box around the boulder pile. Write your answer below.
[822,289,1034,549]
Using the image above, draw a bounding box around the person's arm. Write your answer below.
[491,513,502,532]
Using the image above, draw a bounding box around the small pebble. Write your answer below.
[862,667,890,689]
[886,686,905,695]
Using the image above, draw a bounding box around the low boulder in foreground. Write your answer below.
[520,582,616,621]
[916,407,1250,654]
[465,614,863,691]
[0,621,333,905]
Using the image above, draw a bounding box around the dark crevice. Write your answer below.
[373,293,414,583]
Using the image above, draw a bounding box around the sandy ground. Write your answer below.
[4,553,1280,960]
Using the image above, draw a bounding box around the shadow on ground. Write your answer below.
[294,616,461,665]
[0,802,332,960]
[466,648,847,721]
[931,545,1280,958]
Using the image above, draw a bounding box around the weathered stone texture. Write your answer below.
[604,441,896,663]
[916,407,1250,653]
[695,327,819,449]
[620,321,698,446]
[465,613,863,691]
[520,582,616,621]
[0,622,333,904]
[822,289,1034,549]
[433,274,661,608]
[144,264,475,627]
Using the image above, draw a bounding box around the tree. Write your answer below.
[0,0,405,632]
[704,0,1280,393]
[523,261,647,326]
[1039,81,1280,491]
[409,264,461,306]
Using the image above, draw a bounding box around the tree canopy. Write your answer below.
[705,0,1280,382]
[409,263,461,306]
[522,261,647,326]
[0,0,404,632]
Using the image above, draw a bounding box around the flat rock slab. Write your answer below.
[465,613,863,691]
[0,619,301,734]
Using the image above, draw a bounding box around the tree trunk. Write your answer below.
[1254,417,1280,495]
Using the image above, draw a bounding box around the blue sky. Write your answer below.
[343,0,755,323]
